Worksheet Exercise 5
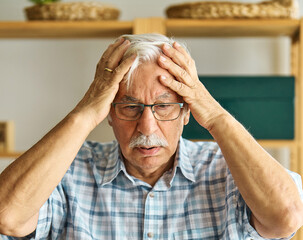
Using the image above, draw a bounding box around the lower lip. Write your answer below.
[136,147,161,156]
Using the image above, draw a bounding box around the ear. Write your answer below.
[183,109,190,126]
[107,113,113,127]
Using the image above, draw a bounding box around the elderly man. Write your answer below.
[0,34,302,239]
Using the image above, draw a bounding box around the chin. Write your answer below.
[137,156,165,167]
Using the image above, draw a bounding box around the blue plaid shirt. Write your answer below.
[2,137,303,240]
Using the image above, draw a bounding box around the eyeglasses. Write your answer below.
[112,102,184,121]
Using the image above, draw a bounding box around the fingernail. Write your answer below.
[115,37,124,43]
[163,44,170,50]
[160,56,166,62]
[160,75,167,80]
[123,40,130,45]
[174,42,181,47]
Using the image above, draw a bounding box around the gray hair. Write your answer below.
[118,33,189,89]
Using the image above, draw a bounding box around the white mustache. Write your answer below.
[129,133,168,149]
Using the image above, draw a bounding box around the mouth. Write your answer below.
[140,146,157,150]
[135,146,161,155]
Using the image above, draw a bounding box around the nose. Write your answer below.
[136,106,159,136]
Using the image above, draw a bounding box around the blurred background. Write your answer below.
[1,0,302,171]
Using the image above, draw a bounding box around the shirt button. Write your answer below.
[147,232,154,238]
[149,192,154,198]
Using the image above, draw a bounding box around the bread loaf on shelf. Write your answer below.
[166,0,299,19]
[25,2,120,21]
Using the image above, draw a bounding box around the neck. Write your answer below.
[123,156,175,187]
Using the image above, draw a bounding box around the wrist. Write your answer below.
[207,110,234,136]
[67,108,98,134]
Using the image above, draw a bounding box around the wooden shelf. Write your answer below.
[0,21,132,38]
[0,19,300,38]
[0,152,23,158]
[257,140,297,148]
[166,19,300,37]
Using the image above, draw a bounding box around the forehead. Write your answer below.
[115,62,180,102]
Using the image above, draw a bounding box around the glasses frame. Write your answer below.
[112,102,184,121]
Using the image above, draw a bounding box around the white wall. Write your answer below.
[1,0,302,171]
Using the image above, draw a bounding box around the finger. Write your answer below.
[103,39,131,70]
[100,37,124,62]
[158,55,195,88]
[162,43,196,77]
[98,39,130,73]
[158,75,191,98]
[162,44,190,73]
[111,54,137,85]
[96,40,131,80]
[173,41,192,59]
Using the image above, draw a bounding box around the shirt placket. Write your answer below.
[143,190,159,239]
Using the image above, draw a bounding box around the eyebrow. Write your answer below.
[156,92,171,100]
[120,93,172,102]
[120,95,139,102]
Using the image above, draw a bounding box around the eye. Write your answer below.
[154,104,173,110]
[122,105,141,111]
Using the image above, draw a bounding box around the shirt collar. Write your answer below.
[89,141,122,186]
[174,137,196,183]
[92,137,196,187]
[94,142,136,187]
[151,138,196,191]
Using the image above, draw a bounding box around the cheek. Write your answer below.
[111,120,136,145]
[161,120,185,142]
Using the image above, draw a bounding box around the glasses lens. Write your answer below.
[114,103,183,121]
[115,103,142,120]
[153,103,181,121]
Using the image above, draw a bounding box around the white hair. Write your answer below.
[118,33,190,89]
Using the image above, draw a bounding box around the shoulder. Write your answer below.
[180,138,229,182]
[181,137,224,164]
[65,140,119,178]
[77,140,118,159]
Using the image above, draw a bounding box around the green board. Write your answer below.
[182,76,294,140]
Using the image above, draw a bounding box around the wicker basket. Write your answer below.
[25,2,120,21]
[166,0,299,19]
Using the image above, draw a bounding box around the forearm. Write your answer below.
[157,40,303,237]
[209,112,303,237]
[0,38,133,237]
[0,112,92,231]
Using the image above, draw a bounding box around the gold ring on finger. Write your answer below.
[104,67,113,73]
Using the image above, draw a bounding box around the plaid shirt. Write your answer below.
[2,137,302,240]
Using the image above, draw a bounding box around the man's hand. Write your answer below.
[158,42,303,238]
[72,38,135,130]
[158,42,227,131]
